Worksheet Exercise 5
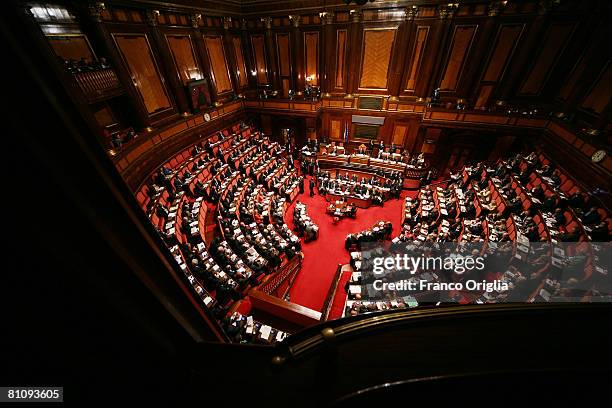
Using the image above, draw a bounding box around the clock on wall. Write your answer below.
[591,149,606,163]
[203,112,211,122]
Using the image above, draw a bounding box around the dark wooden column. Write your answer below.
[145,9,189,115]
[189,14,218,103]
[240,18,257,91]
[497,1,550,101]
[422,4,456,99]
[464,2,502,102]
[262,17,280,92]
[85,2,151,129]
[388,6,418,98]
[346,10,363,95]
[320,11,335,94]
[289,15,304,94]
[222,17,240,95]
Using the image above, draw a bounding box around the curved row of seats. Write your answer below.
[345,150,610,317]
[136,123,298,343]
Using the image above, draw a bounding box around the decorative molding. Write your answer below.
[320,11,334,25]
[350,9,363,23]
[88,2,105,23]
[488,1,505,17]
[405,6,418,21]
[289,15,301,28]
[438,3,458,20]
[223,16,232,30]
[261,16,272,30]
[145,9,159,26]
[189,13,200,28]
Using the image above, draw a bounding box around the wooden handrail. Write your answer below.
[248,288,321,326]
[321,263,344,321]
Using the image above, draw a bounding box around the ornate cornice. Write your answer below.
[88,2,105,23]
[223,16,232,30]
[288,14,300,28]
[261,16,272,30]
[438,3,458,20]
[189,13,200,28]
[350,9,362,23]
[320,11,334,25]
[145,9,159,26]
[488,0,505,17]
[404,5,418,21]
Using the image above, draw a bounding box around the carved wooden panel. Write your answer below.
[304,32,319,85]
[335,30,347,89]
[276,33,291,77]
[581,61,612,114]
[47,34,95,63]
[475,85,494,108]
[330,119,341,140]
[204,36,232,94]
[232,36,248,87]
[440,25,477,91]
[166,35,201,85]
[251,35,268,85]
[520,23,574,95]
[483,25,523,82]
[359,28,396,90]
[405,26,429,92]
[392,124,407,146]
[113,34,172,115]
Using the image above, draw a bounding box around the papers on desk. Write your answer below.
[259,325,272,341]
[349,285,361,295]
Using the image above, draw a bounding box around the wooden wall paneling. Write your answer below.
[321,13,334,93]
[497,11,550,100]
[221,20,240,95]
[458,15,499,99]
[203,35,233,95]
[539,12,594,100]
[482,24,524,82]
[263,18,280,91]
[276,33,291,97]
[334,29,347,92]
[290,16,304,93]
[238,20,258,90]
[388,14,414,97]
[391,123,408,146]
[232,35,249,88]
[438,25,477,92]
[145,14,188,116]
[581,60,612,115]
[112,34,174,117]
[251,34,269,85]
[419,15,452,98]
[165,34,201,85]
[85,7,151,128]
[403,25,429,93]
[470,23,524,105]
[330,117,342,140]
[519,23,575,95]
[47,34,95,63]
[304,31,319,86]
[560,19,611,113]
[358,28,397,91]
[346,10,364,94]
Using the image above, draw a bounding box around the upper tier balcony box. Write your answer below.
[72,67,125,103]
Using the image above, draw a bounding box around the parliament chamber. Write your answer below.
[2,0,612,405]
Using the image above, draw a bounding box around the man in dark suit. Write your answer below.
[309,178,315,197]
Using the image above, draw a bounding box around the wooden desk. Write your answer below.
[325,191,372,208]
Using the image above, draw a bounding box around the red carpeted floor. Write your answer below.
[284,174,412,313]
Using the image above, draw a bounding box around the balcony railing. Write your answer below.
[73,67,124,103]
